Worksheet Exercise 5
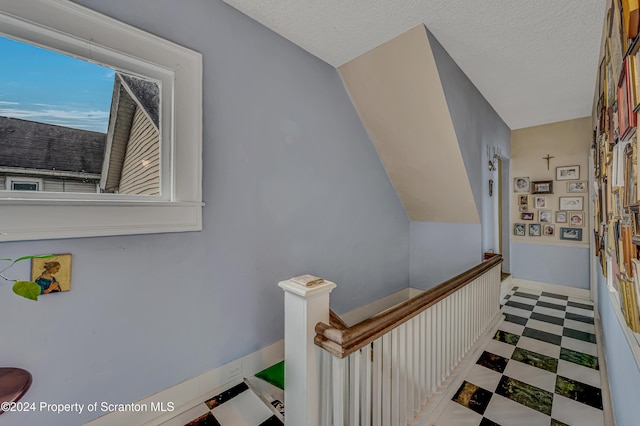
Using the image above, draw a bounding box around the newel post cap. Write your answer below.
[278,274,337,298]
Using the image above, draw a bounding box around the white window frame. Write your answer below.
[0,0,203,241]
[6,177,44,192]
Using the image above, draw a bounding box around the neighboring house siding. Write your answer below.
[43,179,96,193]
[118,106,160,195]
[103,87,137,192]
[0,175,97,193]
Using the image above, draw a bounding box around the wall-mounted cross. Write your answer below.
[543,154,554,170]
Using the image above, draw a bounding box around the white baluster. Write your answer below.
[420,310,427,405]
[320,351,331,426]
[362,344,372,426]
[391,328,400,426]
[398,323,407,426]
[427,307,435,398]
[473,282,482,343]
[406,320,414,421]
[332,356,346,426]
[465,284,471,350]
[350,351,360,426]
[435,301,443,387]
[414,314,421,414]
[456,291,461,363]
[446,296,452,378]
[372,338,382,426]
[382,333,392,426]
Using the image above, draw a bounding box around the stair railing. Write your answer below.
[279,255,502,426]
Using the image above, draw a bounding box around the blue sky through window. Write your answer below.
[0,36,114,133]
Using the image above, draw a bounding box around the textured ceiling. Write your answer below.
[222,0,607,130]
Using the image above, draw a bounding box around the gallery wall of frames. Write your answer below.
[513,171,587,241]
[510,118,591,247]
[593,0,640,334]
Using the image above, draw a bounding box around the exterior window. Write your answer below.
[9,179,42,191]
[0,0,203,242]
[13,183,37,191]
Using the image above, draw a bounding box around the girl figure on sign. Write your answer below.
[35,261,61,294]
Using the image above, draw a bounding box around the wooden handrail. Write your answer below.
[314,255,503,358]
[329,309,349,330]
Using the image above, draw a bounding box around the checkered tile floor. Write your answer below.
[435,286,605,426]
[184,381,283,426]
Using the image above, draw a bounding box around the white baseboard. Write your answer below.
[500,275,515,298]
[83,340,284,426]
[340,287,424,326]
[513,278,591,300]
[593,316,616,426]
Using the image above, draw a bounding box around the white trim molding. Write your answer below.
[500,275,515,299]
[0,0,203,241]
[83,340,284,426]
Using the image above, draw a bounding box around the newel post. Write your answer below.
[279,275,337,426]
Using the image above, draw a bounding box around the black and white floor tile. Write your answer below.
[436,286,605,426]
[184,382,283,426]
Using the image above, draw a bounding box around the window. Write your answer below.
[7,177,43,191]
[0,0,203,241]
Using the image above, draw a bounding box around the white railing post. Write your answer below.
[279,275,337,426]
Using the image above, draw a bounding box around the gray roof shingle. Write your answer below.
[0,116,106,174]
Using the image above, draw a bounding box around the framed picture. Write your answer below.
[529,223,541,236]
[521,212,534,221]
[534,196,547,208]
[556,165,580,181]
[559,227,583,241]
[539,210,552,222]
[532,180,553,194]
[543,224,555,236]
[618,56,637,140]
[514,177,530,193]
[599,56,606,96]
[569,211,584,227]
[513,223,526,236]
[624,143,636,207]
[518,195,529,206]
[556,211,567,223]
[31,253,72,295]
[633,209,640,237]
[567,181,587,193]
[559,196,584,211]
[519,206,529,212]
[618,71,631,140]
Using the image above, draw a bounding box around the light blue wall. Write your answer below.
[0,1,410,424]
[426,29,512,271]
[596,264,640,426]
[511,242,589,288]
[410,222,482,290]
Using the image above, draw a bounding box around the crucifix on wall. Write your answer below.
[543,154,554,170]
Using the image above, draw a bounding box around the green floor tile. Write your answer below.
[494,329,520,345]
[452,381,492,415]
[563,327,596,344]
[256,361,285,390]
[555,376,603,410]
[511,347,558,373]
[496,376,553,415]
[559,347,599,370]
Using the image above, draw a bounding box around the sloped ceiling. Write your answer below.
[339,26,479,223]
[221,0,606,130]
